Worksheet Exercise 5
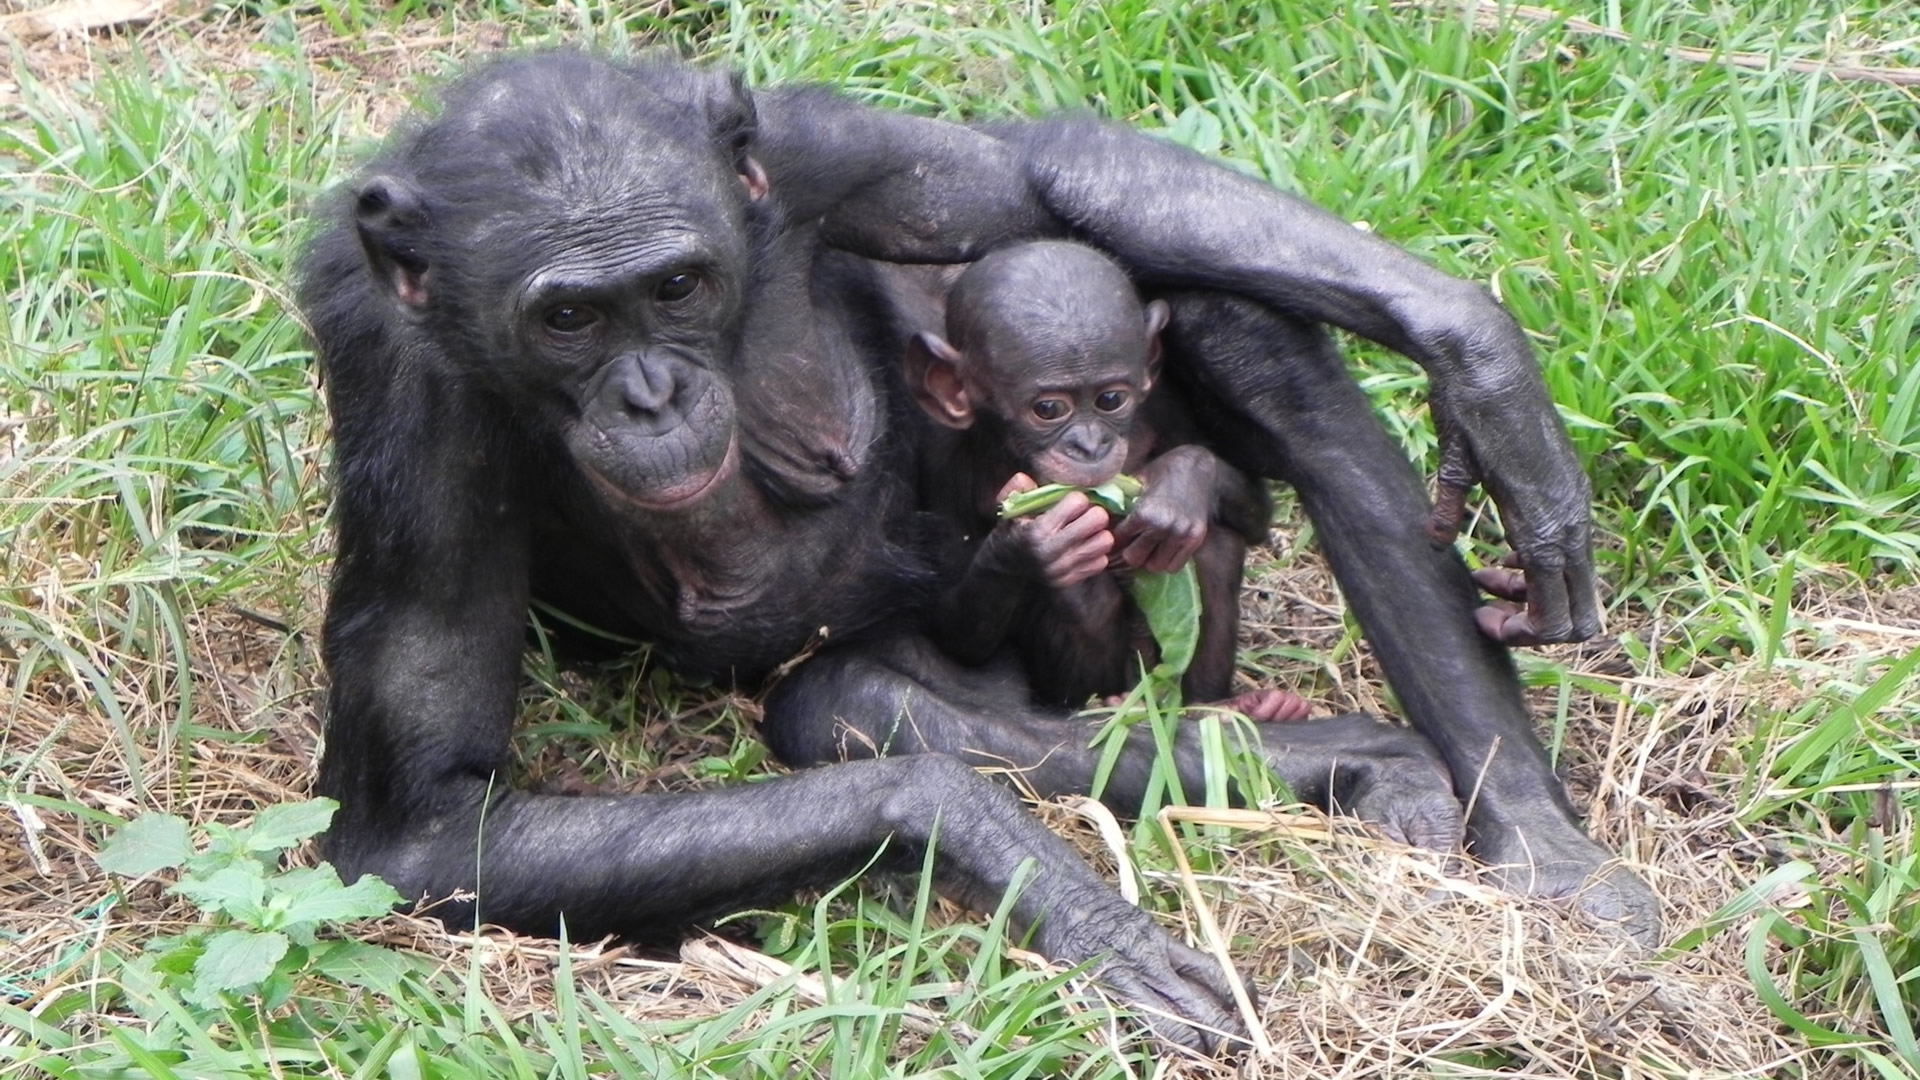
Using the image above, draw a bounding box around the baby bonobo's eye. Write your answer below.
[1031,398,1069,421]
[1095,389,1130,413]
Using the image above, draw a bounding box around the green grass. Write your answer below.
[4,0,1919,1076]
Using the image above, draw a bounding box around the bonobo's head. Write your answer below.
[907,241,1167,488]
[342,52,772,512]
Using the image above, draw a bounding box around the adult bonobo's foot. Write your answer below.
[1258,715,1467,853]
[1472,814,1660,947]
[1034,885,1244,1052]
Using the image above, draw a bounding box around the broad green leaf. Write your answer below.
[243,798,339,852]
[1131,564,1200,678]
[170,863,269,924]
[309,941,421,994]
[275,867,405,929]
[95,813,192,876]
[193,929,289,994]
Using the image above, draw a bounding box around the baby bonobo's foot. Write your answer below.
[1219,687,1312,723]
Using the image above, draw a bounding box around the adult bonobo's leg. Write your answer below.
[763,637,1465,853]
[1155,293,1657,945]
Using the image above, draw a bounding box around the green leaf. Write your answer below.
[309,941,420,994]
[242,798,338,853]
[1130,564,1200,678]
[95,813,193,876]
[192,929,289,995]
[169,863,268,924]
[274,867,405,930]
[997,483,1079,519]
[997,475,1141,519]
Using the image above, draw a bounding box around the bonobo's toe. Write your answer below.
[1350,781,1468,853]
[1090,931,1245,1053]
[1476,823,1661,947]
[1324,737,1467,853]
[1045,901,1245,1053]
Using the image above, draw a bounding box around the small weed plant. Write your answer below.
[95,798,405,1014]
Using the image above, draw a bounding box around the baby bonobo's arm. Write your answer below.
[930,477,1113,666]
[1117,445,1311,721]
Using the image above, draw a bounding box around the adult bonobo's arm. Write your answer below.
[749,93,1592,644]
[1008,119,1598,646]
[749,88,1065,262]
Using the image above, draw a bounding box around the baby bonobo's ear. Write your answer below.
[906,331,975,429]
[1142,298,1171,387]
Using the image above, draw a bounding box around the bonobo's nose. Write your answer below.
[615,353,677,416]
[1062,424,1114,463]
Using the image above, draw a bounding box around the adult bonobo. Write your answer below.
[298,51,1652,1045]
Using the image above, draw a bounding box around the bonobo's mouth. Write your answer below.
[1035,460,1123,490]
[586,432,740,513]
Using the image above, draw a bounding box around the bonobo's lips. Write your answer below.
[1035,460,1123,490]
[586,432,739,513]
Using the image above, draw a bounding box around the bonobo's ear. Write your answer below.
[905,332,974,429]
[699,68,764,197]
[740,156,770,202]
[1141,298,1171,386]
[355,176,431,311]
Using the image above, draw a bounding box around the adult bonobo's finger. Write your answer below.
[1127,531,1201,574]
[1470,565,1528,602]
[1521,559,1575,642]
[1427,433,1478,546]
[1474,600,1542,646]
[1428,480,1471,547]
[1563,542,1605,640]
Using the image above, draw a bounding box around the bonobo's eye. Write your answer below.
[1031,398,1070,422]
[655,271,702,304]
[544,305,599,334]
[1095,390,1131,413]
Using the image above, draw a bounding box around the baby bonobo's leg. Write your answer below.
[1182,521,1312,722]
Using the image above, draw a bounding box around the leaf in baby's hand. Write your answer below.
[1085,475,1143,514]
[998,483,1079,519]
[1130,563,1200,678]
[998,475,1143,520]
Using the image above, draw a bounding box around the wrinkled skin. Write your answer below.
[297,52,1651,1056]
[908,240,1304,714]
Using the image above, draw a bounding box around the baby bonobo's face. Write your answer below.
[977,326,1152,489]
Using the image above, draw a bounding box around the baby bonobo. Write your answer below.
[908,240,1309,721]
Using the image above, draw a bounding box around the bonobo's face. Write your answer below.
[977,336,1150,489]
[908,241,1166,491]
[508,183,748,513]
[351,56,764,516]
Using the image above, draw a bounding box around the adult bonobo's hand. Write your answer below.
[1032,881,1244,1053]
[1425,379,1603,647]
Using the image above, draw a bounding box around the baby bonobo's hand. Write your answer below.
[1113,448,1214,573]
[997,473,1113,588]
